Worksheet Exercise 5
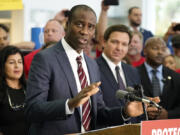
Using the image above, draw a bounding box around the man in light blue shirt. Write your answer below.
[137,37,180,120]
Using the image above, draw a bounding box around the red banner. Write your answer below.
[141,119,180,135]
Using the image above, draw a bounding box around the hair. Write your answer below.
[46,19,62,26]
[68,5,96,23]
[163,54,176,70]
[163,54,175,61]
[0,24,9,33]
[172,34,180,48]
[145,37,166,48]
[132,31,143,43]
[104,24,132,44]
[0,46,26,93]
[44,19,64,34]
[128,6,140,15]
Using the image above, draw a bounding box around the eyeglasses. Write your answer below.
[6,89,25,111]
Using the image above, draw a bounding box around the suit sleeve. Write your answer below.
[25,52,67,123]
[166,72,180,119]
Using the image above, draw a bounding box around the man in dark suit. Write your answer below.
[25,5,144,135]
[96,24,140,108]
[96,25,144,126]
[137,37,180,120]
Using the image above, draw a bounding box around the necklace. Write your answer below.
[6,87,25,111]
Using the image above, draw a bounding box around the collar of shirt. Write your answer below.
[61,38,90,92]
[102,53,127,87]
[62,38,83,59]
[144,62,164,92]
[144,62,163,77]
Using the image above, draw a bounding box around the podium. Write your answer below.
[68,119,180,135]
[67,124,140,135]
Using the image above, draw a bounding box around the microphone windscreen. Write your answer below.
[126,86,134,92]
[116,90,128,99]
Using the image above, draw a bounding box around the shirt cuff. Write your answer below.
[65,99,74,115]
[121,107,131,122]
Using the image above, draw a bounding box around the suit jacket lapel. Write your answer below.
[85,55,95,84]
[84,54,98,118]
[54,42,78,99]
[139,64,153,96]
[161,67,171,103]
[122,63,134,86]
[98,56,119,91]
[54,42,81,115]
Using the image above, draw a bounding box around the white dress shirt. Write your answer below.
[102,53,127,88]
[102,53,130,121]
[62,38,90,132]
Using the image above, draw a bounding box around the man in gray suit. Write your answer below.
[25,5,144,135]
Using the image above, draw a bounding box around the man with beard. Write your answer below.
[137,37,180,120]
[126,31,145,67]
[128,7,153,45]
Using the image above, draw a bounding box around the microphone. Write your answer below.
[116,89,161,109]
[126,86,135,92]
[125,86,156,101]
[126,86,143,97]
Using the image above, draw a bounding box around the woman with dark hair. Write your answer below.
[0,46,27,135]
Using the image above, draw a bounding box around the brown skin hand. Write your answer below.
[68,82,101,110]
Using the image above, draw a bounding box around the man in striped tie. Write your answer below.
[25,4,145,135]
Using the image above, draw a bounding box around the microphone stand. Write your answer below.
[135,85,148,121]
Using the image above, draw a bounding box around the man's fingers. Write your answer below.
[88,87,99,96]
[148,96,160,103]
[89,82,101,88]
[81,82,101,97]
[83,82,101,91]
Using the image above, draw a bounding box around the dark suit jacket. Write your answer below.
[25,41,124,135]
[137,64,180,119]
[96,55,141,108]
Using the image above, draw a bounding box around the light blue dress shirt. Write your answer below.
[144,62,164,94]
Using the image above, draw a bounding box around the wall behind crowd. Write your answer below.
[0,0,155,44]
[23,0,102,41]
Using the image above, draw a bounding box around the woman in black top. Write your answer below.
[0,46,27,135]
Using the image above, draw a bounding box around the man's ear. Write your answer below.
[128,15,130,20]
[103,39,107,48]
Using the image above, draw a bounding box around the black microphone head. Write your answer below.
[126,86,140,97]
[116,90,128,99]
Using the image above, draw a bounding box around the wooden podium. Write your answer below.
[68,124,140,135]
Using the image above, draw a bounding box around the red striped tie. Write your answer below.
[76,56,91,131]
